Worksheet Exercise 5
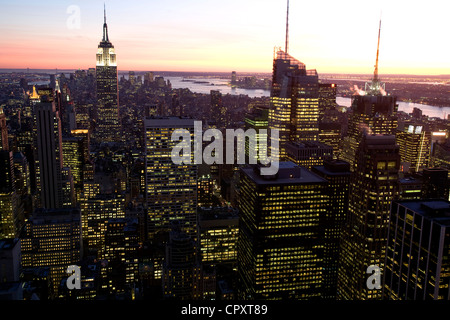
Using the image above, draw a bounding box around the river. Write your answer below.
[166,77,448,119]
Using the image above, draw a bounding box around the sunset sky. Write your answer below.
[0,0,449,75]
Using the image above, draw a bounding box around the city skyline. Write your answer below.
[1,0,449,75]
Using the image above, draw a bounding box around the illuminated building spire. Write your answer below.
[373,17,381,82]
[365,15,386,96]
[285,0,289,54]
[102,3,109,42]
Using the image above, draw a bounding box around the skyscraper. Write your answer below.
[144,117,198,239]
[341,19,398,169]
[0,107,9,151]
[34,89,64,209]
[268,50,319,159]
[396,124,431,173]
[238,162,328,299]
[21,207,82,298]
[95,6,121,143]
[311,159,351,299]
[268,1,320,159]
[384,200,450,300]
[338,134,400,300]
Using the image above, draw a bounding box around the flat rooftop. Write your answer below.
[396,200,450,226]
[241,162,327,186]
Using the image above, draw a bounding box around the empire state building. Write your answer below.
[95,6,121,143]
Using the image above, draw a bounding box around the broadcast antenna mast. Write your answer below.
[373,15,382,82]
[285,0,289,53]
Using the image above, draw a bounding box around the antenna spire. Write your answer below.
[374,15,382,82]
[285,0,289,54]
[102,3,109,42]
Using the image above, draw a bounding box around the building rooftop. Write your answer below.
[241,162,327,186]
[144,116,197,128]
[396,200,450,226]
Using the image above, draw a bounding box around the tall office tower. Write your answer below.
[384,200,450,300]
[0,151,21,239]
[341,20,398,169]
[244,107,268,162]
[432,141,450,174]
[0,238,21,283]
[0,107,8,151]
[311,159,351,299]
[421,168,449,200]
[338,134,400,300]
[162,223,201,300]
[285,141,333,170]
[268,50,319,159]
[34,89,65,209]
[62,136,86,201]
[318,122,341,157]
[198,207,239,267]
[398,176,423,200]
[231,71,237,85]
[95,6,121,143]
[197,174,214,207]
[396,124,431,173]
[318,83,337,122]
[268,2,319,159]
[99,218,139,295]
[0,239,22,300]
[144,117,198,240]
[128,71,136,86]
[81,194,125,253]
[210,90,226,127]
[238,162,328,300]
[71,129,90,162]
[21,208,82,298]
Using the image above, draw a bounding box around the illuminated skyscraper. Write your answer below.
[396,124,431,173]
[268,50,319,159]
[0,107,9,151]
[162,223,202,300]
[341,19,398,169]
[62,136,85,201]
[285,140,333,170]
[268,2,319,160]
[95,6,121,142]
[210,90,226,128]
[238,162,328,299]
[338,134,400,300]
[311,159,351,299]
[383,200,450,300]
[144,117,198,239]
[198,207,239,267]
[21,207,82,298]
[244,107,268,162]
[318,83,337,122]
